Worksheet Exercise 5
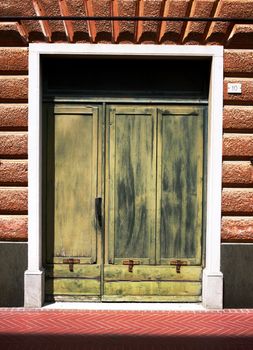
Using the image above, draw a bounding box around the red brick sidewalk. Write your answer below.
[0,309,253,350]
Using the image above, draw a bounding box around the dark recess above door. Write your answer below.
[42,57,210,100]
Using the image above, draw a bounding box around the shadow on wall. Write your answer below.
[221,243,253,308]
[0,242,253,308]
[0,333,253,350]
[0,242,27,307]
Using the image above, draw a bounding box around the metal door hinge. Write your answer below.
[123,259,140,272]
[63,258,80,272]
[170,259,188,273]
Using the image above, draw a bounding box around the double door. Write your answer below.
[44,102,205,302]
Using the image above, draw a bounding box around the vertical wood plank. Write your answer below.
[54,112,92,257]
[157,106,204,265]
[108,107,116,264]
[46,103,55,263]
[156,108,162,265]
[45,104,103,300]
[91,107,99,262]
[46,105,99,262]
[96,105,104,267]
[107,106,156,264]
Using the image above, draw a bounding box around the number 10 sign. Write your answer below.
[227,83,242,94]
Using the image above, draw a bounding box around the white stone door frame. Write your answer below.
[25,44,223,309]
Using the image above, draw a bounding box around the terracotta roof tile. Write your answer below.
[0,0,252,45]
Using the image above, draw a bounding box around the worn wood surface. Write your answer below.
[107,106,157,264]
[45,103,205,301]
[47,104,99,260]
[103,105,204,301]
[47,295,101,302]
[157,106,204,265]
[102,295,201,302]
[46,264,100,279]
[104,281,202,296]
[104,265,202,281]
[45,279,100,295]
[45,104,102,299]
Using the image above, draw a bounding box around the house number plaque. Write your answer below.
[227,83,242,94]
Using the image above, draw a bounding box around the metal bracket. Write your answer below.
[170,259,187,273]
[63,258,80,272]
[123,259,140,272]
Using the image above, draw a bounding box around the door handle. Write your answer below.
[95,197,102,228]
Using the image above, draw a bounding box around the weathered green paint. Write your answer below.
[107,106,157,264]
[52,257,95,264]
[104,105,204,301]
[157,106,204,265]
[102,295,202,302]
[55,106,98,259]
[45,279,100,295]
[104,281,202,296]
[45,104,102,300]
[46,264,100,279]
[44,102,206,302]
[47,295,101,302]
[104,265,202,281]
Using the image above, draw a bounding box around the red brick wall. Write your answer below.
[0,46,252,243]
[222,50,253,242]
[0,48,28,241]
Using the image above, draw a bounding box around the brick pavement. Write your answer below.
[0,309,253,350]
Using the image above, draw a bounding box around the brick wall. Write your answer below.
[222,50,253,242]
[0,46,252,243]
[0,48,28,241]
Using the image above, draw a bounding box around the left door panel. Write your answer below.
[44,103,102,301]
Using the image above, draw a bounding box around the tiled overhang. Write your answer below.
[0,0,253,47]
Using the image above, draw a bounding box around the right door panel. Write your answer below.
[104,105,205,302]
[157,106,204,265]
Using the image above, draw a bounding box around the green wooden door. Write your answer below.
[44,103,205,302]
[45,104,103,301]
[104,105,205,302]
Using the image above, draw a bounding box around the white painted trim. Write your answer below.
[43,302,205,311]
[27,49,42,272]
[222,243,253,246]
[24,49,45,308]
[25,44,223,309]
[29,43,222,57]
[202,53,224,309]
